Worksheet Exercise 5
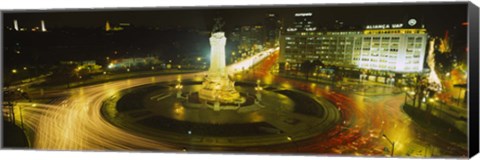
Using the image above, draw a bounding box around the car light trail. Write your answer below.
[15,48,277,151]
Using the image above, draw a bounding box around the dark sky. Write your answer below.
[3,3,467,36]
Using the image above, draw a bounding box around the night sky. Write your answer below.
[3,3,467,36]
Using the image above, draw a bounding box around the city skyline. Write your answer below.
[2,2,476,158]
[3,3,466,36]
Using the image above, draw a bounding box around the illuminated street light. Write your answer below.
[382,134,395,157]
[287,136,292,141]
[175,81,183,98]
[11,69,17,74]
[175,84,184,89]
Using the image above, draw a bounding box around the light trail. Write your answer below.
[241,50,467,157]
[14,48,278,151]
[12,46,466,157]
[227,47,278,74]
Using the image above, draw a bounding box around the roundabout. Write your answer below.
[101,80,342,150]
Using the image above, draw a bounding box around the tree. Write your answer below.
[330,65,339,82]
[312,60,324,81]
[50,64,77,88]
[312,59,325,68]
[300,60,315,80]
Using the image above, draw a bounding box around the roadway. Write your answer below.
[11,47,468,157]
[12,48,278,151]
[241,51,468,157]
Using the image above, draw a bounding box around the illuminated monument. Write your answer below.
[198,18,244,105]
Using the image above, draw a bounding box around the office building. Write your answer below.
[279,13,428,81]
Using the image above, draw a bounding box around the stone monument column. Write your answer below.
[208,32,227,78]
[198,32,244,105]
[198,18,245,108]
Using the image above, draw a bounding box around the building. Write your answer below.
[105,21,131,32]
[228,14,281,63]
[286,12,316,32]
[230,25,265,62]
[13,19,19,31]
[105,21,111,31]
[279,13,428,82]
[41,20,47,32]
[107,56,163,69]
[263,13,282,47]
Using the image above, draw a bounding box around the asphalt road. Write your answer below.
[13,48,277,151]
[241,51,468,157]
[11,47,468,157]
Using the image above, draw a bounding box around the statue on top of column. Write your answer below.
[212,17,225,33]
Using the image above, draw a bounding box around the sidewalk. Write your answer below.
[402,104,467,148]
[277,73,394,87]
[275,73,401,96]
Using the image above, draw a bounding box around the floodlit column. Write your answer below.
[41,20,47,32]
[209,32,227,78]
[13,20,19,31]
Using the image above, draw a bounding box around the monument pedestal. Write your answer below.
[199,76,243,103]
[198,32,244,106]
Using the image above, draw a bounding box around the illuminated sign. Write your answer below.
[305,27,317,31]
[365,23,404,29]
[408,19,417,26]
[392,23,403,28]
[287,28,297,32]
[295,13,312,17]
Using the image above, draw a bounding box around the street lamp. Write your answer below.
[255,80,263,102]
[382,134,395,157]
[18,105,25,130]
[175,82,183,98]
[251,56,256,77]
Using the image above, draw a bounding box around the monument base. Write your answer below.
[198,76,245,105]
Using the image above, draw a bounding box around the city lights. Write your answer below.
[1,4,472,158]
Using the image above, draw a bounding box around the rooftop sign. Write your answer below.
[295,13,312,17]
[365,23,403,29]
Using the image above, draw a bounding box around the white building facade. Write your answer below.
[279,19,428,78]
